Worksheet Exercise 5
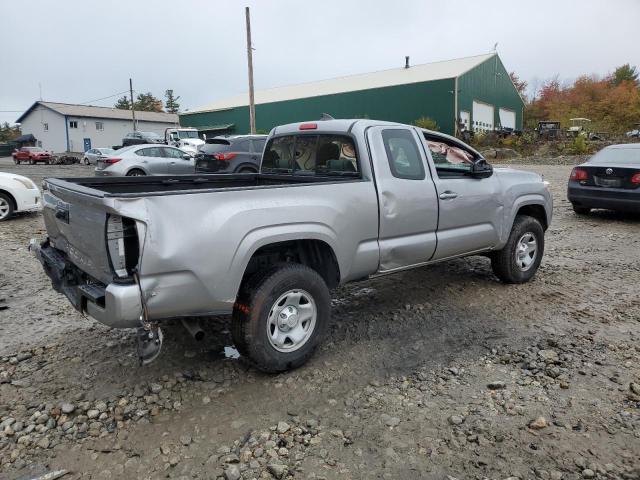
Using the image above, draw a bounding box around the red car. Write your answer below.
[12,147,52,165]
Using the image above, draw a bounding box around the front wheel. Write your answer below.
[0,193,14,222]
[232,264,330,373]
[490,215,544,284]
[13,159,19,165]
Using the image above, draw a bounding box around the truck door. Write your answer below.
[421,133,502,260]
[367,126,439,272]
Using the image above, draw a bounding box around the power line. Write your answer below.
[77,90,132,105]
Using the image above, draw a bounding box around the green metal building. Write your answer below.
[180,53,524,137]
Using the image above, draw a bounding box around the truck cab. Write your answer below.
[165,128,205,155]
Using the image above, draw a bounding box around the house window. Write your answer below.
[69,120,78,129]
[43,123,48,131]
[95,121,104,131]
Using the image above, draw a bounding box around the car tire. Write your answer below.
[13,159,19,165]
[45,160,50,165]
[0,192,15,222]
[490,215,545,284]
[83,157,90,165]
[231,263,331,373]
[572,204,591,215]
[126,169,146,176]
[29,159,34,165]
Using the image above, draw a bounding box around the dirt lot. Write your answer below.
[0,157,639,480]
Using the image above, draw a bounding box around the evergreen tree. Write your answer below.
[164,89,181,113]
[611,64,639,87]
[114,96,132,110]
[134,92,164,112]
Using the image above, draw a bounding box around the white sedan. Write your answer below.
[0,172,41,221]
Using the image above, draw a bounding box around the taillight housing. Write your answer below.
[106,215,140,278]
[570,167,588,181]
[104,158,121,165]
[299,123,317,130]
[631,172,640,184]
[213,152,237,161]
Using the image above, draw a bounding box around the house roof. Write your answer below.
[17,101,179,124]
[185,53,496,115]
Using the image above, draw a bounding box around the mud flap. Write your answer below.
[136,325,163,365]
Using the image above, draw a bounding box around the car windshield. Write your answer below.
[589,147,640,165]
[200,140,231,154]
[26,147,44,152]
[178,130,199,139]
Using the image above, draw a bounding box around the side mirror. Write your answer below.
[470,159,493,179]
[182,153,191,160]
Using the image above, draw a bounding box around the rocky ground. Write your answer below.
[0,157,639,480]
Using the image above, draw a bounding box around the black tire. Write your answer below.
[45,160,50,165]
[29,159,34,165]
[13,159,19,165]
[126,169,146,176]
[572,204,591,215]
[231,263,331,373]
[491,215,544,284]
[0,192,15,222]
[83,157,90,165]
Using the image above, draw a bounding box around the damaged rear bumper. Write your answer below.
[31,239,142,328]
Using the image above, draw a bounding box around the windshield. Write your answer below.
[589,147,640,165]
[141,132,161,139]
[178,130,199,139]
[26,147,44,152]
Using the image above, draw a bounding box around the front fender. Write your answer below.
[499,193,552,246]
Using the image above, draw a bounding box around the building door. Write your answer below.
[499,108,516,129]
[83,138,92,152]
[459,111,470,131]
[472,101,494,133]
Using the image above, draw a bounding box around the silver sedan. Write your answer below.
[95,145,194,177]
[83,148,115,165]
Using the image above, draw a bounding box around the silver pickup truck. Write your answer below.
[33,119,552,372]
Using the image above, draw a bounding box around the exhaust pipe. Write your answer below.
[181,319,205,341]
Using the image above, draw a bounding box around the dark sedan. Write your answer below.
[568,144,640,214]
[194,135,266,174]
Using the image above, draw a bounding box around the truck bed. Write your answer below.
[45,173,359,197]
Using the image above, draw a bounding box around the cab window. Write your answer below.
[424,134,476,178]
[382,129,425,180]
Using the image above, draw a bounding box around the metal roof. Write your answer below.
[186,53,496,115]
[17,101,179,124]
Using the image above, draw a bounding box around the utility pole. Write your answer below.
[245,6,256,134]
[129,78,137,132]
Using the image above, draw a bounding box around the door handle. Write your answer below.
[439,191,458,200]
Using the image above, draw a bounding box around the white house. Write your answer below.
[17,101,179,153]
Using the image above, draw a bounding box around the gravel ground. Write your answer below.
[0,156,639,480]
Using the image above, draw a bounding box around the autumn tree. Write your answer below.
[134,92,164,112]
[0,122,21,142]
[509,72,528,98]
[164,89,180,113]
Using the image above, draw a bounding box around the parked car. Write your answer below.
[12,147,52,165]
[95,144,194,176]
[122,131,164,147]
[626,124,640,138]
[0,172,41,221]
[194,135,267,173]
[33,119,552,371]
[568,143,640,214]
[83,148,115,166]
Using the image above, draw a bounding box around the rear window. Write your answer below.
[200,140,231,154]
[589,147,640,165]
[262,134,359,176]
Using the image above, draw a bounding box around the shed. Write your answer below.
[180,53,524,136]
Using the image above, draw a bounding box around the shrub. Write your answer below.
[414,117,440,131]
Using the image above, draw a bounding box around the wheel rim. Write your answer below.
[128,170,144,176]
[515,232,537,271]
[0,198,10,220]
[266,289,317,353]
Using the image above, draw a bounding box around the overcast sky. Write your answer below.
[1,0,638,125]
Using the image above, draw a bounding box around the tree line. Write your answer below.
[115,89,181,114]
[0,122,21,143]
[511,64,640,134]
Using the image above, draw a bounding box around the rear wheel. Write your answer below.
[491,215,544,284]
[0,193,14,222]
[29,159,34,165]
[572,204,591,215]
[126,169,146,176]
[232,263,330,373]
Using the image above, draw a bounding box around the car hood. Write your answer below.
[493,166,543,183]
